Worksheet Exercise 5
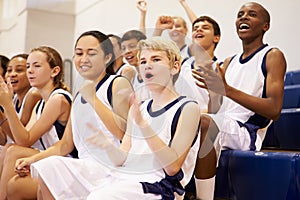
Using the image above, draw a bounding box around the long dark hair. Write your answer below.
[75,30,115,75]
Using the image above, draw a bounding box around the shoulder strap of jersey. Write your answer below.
[107,75,123,107]
[169,99,199,146]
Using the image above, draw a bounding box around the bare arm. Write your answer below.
[0,112,8,145]
[179,0,197,23]
[80,76,133,140]
[225,48,286,120]
[132,99,200,176]
[15,118,75,171]
[0,84,71,147]
[121,65,137,84]
[0,89,41,143]
[19,88,41,126]
[137,0,147,35]
[194,49,286,120]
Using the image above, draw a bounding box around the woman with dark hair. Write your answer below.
[0,46,74,199]
[0,54,41,142]
[12,30,133,199]
[0,53,41,186]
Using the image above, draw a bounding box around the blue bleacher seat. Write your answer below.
[229,150,298,200]
[215,150,299,200]
[274,108,300,150]
[262,109,300,150]
[284,70,300,86]
[295,155,300,198]
[214,150,232,199]
[285,71,293,85]
[291,70,300,85]
[283,85,300,109]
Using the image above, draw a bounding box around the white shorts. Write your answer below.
[211,114,252,152]
[87,177,162,200]
[208,114,255,164]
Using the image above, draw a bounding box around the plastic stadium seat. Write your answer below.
[284,70,300,85]
[285,71,293,85]
[273,108,300,150]
[228,150,298,200]
[295,155,300,199]
[291,70,300,85]
[263,109,300,150]
[262,122,280,149]
[283,85,300,109]
[215,150,232,199]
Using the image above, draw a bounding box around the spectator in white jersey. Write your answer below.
[192,2,286,199]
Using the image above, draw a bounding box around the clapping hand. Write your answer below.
[0,77,14,106]
[192,62,227,96]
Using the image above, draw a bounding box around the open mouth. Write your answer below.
[145,73,153,79]
[195,33,204,39]
[10,79,18,84]
[239,23,250,30]
[125,55,134,60]
[170,31,179,36]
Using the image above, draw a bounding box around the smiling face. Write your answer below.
[121,38,139,67]
[74,35,110,81]
[235,2,270,41]
[192,20,220,51]
[168,17,188,43]
[6,56,30,94]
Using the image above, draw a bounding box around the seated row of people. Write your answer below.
[0,2,286,199]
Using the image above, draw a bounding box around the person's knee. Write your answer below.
[3,145,21,163]
[7,176,20,198]
[5,145,22,158]
[199,114,211,140]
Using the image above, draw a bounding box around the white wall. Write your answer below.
[0,0,299,72]
[25,9,75,59]
[74,0,300,71]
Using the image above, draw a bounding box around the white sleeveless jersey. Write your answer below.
[31,88,72,150]
[218,45,273,123]
[71,74,121,166]
[13,87,36,118]
[7,87,37,144]
[121,96,200,187]
[214,45,273,150]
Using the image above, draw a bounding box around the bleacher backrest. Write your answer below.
[273,108,300,150]
[285,71,293,85]
[283,85,300,109]
[215,150,300,200]
[291,70,300,85]
[284,70,300,85]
